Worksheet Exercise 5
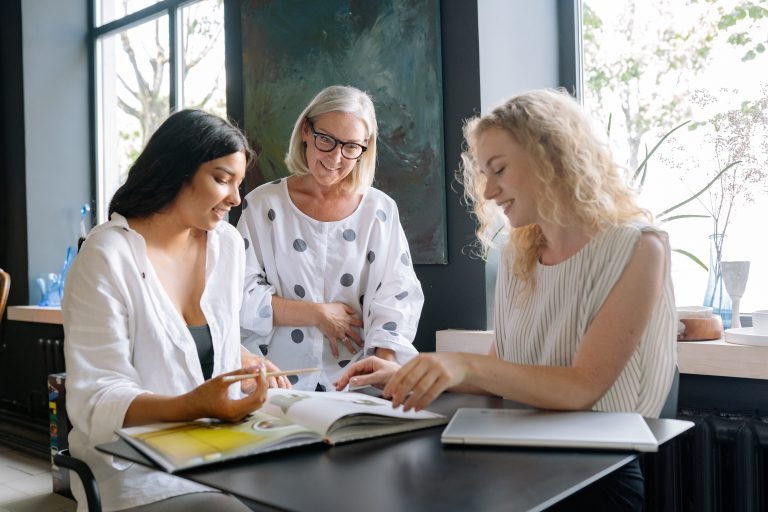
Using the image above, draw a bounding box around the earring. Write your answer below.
[302,141,307,149]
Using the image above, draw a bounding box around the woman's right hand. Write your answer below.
[314,302,364,357]
[187,365,268,422]
[335,356,401,390]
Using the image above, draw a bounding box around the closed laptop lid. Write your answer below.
[441,408,658,452]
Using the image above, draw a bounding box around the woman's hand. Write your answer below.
[186,366,268,422]
[240,347,291,389]
[314,302,364,357]
[383,353,469,412]
[335,356,401,390]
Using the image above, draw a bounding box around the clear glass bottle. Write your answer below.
[703,233,732,329]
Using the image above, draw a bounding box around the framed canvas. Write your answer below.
[242,0,447,263]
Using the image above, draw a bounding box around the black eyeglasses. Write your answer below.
[309,121,368,160]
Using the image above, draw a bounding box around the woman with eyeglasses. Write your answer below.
[237,85,424,391]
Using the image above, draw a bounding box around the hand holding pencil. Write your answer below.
[239,349,301,390]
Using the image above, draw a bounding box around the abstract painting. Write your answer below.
[241,0,446,263]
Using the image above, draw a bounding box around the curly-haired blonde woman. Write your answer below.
[337,89,677,511]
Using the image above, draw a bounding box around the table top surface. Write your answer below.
[99,393,693,512]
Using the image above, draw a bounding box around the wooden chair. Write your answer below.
[0,268,9,321]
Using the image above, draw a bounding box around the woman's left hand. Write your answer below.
[240,349,291,390]
[383,353,469,411]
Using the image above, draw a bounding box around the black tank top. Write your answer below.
[187,324,214,380]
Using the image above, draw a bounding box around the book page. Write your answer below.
[260,389,445,441]
[117,410,320,472]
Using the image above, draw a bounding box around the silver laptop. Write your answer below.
[441,408,658,452]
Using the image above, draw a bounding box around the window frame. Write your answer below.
[89,0,201,224]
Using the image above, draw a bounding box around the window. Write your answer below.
[581,0,768,314]
[92,0,226,223]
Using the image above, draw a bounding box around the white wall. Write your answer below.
[477,0,561,326]
[477,0,559,113]
[22,0,90,304]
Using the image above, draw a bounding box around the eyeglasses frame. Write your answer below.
[307,120,368,160]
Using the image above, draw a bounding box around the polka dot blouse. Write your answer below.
[237,178,424,390]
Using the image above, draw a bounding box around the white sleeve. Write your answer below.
[364,203,423,363]
[237,201,277,337]
[62,242,145,448]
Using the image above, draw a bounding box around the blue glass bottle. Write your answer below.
[703,234,732,329]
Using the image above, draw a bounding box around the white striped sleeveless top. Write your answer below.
[494,223,677,418]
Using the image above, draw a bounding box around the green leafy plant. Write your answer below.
[627,118,740,271]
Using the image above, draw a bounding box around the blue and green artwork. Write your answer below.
[242,0,446,263]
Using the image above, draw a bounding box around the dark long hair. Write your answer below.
[109,109,253,218]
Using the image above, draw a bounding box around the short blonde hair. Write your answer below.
[460,88,651,292]
[284,85,378,193]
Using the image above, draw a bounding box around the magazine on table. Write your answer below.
[115,388,447,472]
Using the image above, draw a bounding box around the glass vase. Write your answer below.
[703,234,732,329]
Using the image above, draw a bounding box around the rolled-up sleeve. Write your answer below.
[364,204,423,363]
[237,205,277,336]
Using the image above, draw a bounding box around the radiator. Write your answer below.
[650,409,768,512]
[32,337,65,416]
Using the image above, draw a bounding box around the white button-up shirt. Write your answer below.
[62,213,244,511]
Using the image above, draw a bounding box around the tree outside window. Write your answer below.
[95,0,226,222]
[582,0,768,313]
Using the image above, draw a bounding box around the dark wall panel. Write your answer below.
[0,0,30,307]
[412,0,486,351]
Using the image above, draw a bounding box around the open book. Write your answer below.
[116,388,447,472]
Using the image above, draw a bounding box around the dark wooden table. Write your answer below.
[99,393,693,512]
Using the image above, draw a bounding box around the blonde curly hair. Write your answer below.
[460,89,651,293]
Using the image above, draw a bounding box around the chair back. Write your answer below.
[659,366,680,419]
[0,268,9,320]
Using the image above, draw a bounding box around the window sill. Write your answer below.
[677,339,768,380]
[436,330,768,381]
[7,305,63,325]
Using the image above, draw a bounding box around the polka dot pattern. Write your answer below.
[293,239,307,252]
[288,375,299,385]
[242,198,249,210]
[383,321,398,331]
[238,184,424,390]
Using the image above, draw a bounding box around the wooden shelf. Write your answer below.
[7,306,63,325]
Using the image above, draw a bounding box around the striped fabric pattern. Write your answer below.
[494,223,677,418]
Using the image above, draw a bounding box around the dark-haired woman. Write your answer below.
[63,109,270,511]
